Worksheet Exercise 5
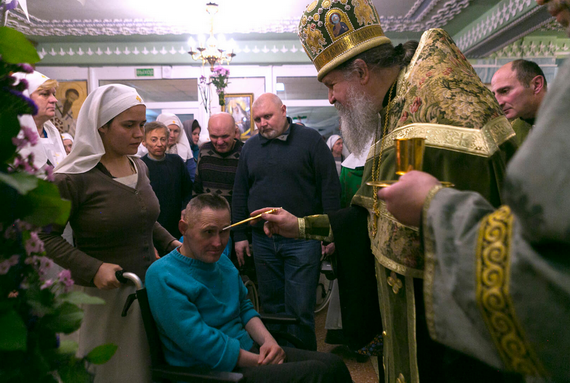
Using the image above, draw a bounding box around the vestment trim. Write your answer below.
[421,185,444,341]
[367,117,514,161]
[475,206,546,376]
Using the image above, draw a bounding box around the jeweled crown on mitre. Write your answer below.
[298,0,391,81]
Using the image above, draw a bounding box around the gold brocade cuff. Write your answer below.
[298,217,306,239]
[299,214,334,242]
[422,185,444,225]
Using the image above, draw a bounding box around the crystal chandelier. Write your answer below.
[188,2,236,71]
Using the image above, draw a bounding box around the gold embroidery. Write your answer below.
[367,118,514,161]
[298,217,306,239]
[306,0,318,12]
[476,206,546,376]
[313,25,385,70]
[353,0,376,25]
[387,271,403,294]
[396,373,406,383]
[303,25,327,55]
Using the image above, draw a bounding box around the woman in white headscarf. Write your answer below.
[40,84,179,382]
[61,132,74,155]
[156,112,197,181]
[15,71,67,171]
[326,134,350,176]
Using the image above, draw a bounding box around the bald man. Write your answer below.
[193,112,244,206]
[491,59,547,145]
[231,93,341,351]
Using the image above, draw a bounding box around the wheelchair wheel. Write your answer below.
[315,272,333,313]
[244,278,260,312]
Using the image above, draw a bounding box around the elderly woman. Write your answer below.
[15,71,67,170]
[40,84,179,382]
[61,133,74,155]
[157,112,196,181]
[326,134,349,176]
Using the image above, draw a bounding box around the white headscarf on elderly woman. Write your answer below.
[156,113,193,162]
[55,84,145,174]
[326,134,350,176]
[14,70,67,171]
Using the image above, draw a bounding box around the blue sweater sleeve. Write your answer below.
[146,260,241,371]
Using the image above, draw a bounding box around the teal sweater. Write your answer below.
[145,249,259,371]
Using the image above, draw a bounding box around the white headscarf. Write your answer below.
[61,133,74,143]
[157,113,193,161]
[14,70,66,170]
[55,84,145,174]
[326,134,350,158]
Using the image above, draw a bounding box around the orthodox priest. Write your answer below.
[377,0,570,381]
[251,1,522,382]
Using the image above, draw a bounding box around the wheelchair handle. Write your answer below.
[115,270,143,290]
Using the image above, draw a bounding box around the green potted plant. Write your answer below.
[0,25,117,382]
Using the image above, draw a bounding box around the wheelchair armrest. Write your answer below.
[152,365,245,382]
[259,313,299,325]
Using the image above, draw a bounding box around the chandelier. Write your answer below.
[188,2,236,71]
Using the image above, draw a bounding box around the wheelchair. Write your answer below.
[117,271,307,383]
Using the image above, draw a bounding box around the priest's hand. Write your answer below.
[250,207,300,239]
[377,171,440,227]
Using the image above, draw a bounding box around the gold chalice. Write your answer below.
[367,137,454,188]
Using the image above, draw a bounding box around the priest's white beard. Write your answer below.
[335,86,380,157]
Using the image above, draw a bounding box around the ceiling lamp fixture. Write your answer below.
[188,2,236,71]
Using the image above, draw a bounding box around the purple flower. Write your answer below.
[24,255,38,265]
[45,165,55,182]
[58,269,74,291]
[40,256,53,270]
[25,232,45,256]
[0,256,19,275]
[4,0,19,11]
[0,263,11,275]
[13,77,28,92]
[12,136,26,148]
[19,63,34,74]
[41,279,54,290]
[9,89,38,116]
[22,125,39,146]
[8,255,20,266]
[12,154,38,174]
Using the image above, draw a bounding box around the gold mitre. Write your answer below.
[298,0,391,81]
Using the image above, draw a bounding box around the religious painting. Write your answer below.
[223,93,256,141]
[52,80,88,137]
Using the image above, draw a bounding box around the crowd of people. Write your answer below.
[11,0,570,381]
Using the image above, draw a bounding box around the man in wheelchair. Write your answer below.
[146,194,353,383]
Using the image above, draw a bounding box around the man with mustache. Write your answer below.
[254,1,521,382]
[374,0,570,380]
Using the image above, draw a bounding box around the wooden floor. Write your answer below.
[315,306,379,383]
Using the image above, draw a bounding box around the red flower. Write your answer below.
[399,111,409,123]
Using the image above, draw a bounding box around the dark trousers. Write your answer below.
[252,231,321,351]
[235,346,352,383]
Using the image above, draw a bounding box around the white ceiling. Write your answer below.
[10,0,499,40]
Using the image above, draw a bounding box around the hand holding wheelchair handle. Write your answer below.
[93,262,122,290]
